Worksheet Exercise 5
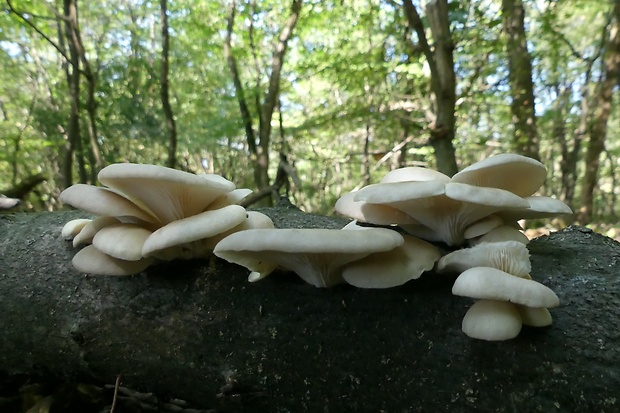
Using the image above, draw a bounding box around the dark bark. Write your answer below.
[0,209,619,412]
[501,0,540,161]
[160,0,178,169]
[403,0,458,176]
[224,0,302,205]
[579,4,620,225]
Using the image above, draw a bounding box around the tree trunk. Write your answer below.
[403,0,458,176]
[160,0,178,169]
[224,0,302,205]
[62,0,86,188]
[579,4,620,224]
[501,0,540,161]
[0,210,619,412]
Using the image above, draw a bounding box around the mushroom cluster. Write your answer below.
[335,153,572,340]
[59,154,572,342]
[60,163,273,275]
[213,223,440,288]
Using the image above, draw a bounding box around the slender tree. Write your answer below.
[501,0,540,161]
[224,0,302,205]
[579,3,620,224]
[402,0,458,176]
[160,0,177,169]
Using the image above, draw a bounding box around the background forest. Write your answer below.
[1,0,619,235]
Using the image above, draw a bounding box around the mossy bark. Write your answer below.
[0,209,619,412]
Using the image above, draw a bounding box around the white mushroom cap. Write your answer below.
[380,166,450,184]
[436,241,531,277]
[356,181,529,246]
[461,300,522,341]
[72,245,153,276]
[496,196,573,222]
[98,163,235,224]
[342,233,440,288]
[335,191,418,225]
[92,223,153,261]
[452,266,560,308]
[60,184,157,223]
[515,305,553,327]
[72,216,121,247]
[61,219,92,240]
[451,153,547,197]
[142,205,248,260]
[469,225,530,245]
[214,228,404,288]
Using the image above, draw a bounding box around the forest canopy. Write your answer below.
[0,0,618,232]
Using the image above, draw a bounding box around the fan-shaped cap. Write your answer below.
[98,163,235,224]
[214,228,404,287]
[142,205,247,260]
[436,241,531,277]
[380,166,450,183]
[452,266,560,308]
[93,223,153,261]
[451,153,546,197]
[342,232,440,288]
[61,218,92,240]
[72,216,121,247]
[72,245,153,276]
[461,300,522,341]
[496,196,573,222]
[335,191,418,225]
[60,184,157,223]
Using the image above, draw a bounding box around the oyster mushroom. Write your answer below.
[355,181,529,246]
[436,241,532,278]
[450,153,547,197]
[98,163,235,224]
[213,228,404,288]
[452,266,559,308]
[339,221,440,288]
[461,300,523,341]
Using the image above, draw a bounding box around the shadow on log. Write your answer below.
[0,207,619,412]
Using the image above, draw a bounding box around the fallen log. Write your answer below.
[0,208,619,412]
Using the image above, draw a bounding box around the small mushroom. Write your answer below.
[72,245,153,276]
[213,228,404,287]
[452,266,560,308]
[92,223,153,261]
[436,241,531,278]
[72,216,121,247]
[61,218,92,240]
[461,300,523,341]
[341,233,440,288]
[515,305,553,327]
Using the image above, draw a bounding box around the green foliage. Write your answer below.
[0,0,617,223]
